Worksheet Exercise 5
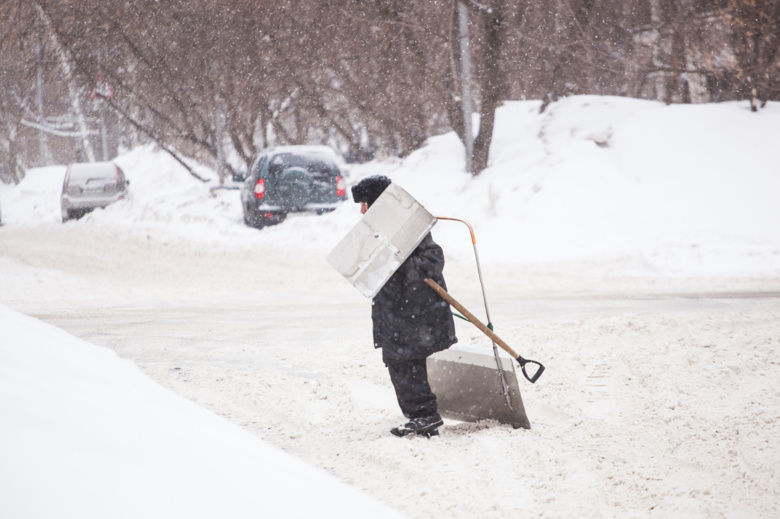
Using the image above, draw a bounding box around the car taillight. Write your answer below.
[336,175,346,197]
[115,165,122,188]
[254,178,265,199]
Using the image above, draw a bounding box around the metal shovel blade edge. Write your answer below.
[427,344,531,430]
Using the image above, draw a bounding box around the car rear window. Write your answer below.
[267,153,337,181]
[68,163,116,183]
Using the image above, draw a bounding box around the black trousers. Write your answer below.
[386,358,437,419]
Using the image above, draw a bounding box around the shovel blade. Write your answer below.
[427,344,531,429]
[326,183,437,298]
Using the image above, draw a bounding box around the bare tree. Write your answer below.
[470,1,510,173]
[33,1,96,161]
[2,0,779,186]
[723,0,780,110]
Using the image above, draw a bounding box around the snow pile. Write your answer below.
[0,305,403,519]
[390,97,780,275]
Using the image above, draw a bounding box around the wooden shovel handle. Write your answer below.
[424,278,521,360]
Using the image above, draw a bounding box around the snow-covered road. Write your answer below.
[3,225,779,519]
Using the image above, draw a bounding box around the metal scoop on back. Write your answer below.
[326,184,543,430]
[326,183,437,298]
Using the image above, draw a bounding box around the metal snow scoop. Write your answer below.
[426,288,545,384]
[326,183,437,298]
[326,184,542,430]
[424,217,543,430]
[428,217,545,385]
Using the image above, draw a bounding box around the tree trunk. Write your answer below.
[446,1,467,147]
[472,6,505,175]
[457,0,474,173]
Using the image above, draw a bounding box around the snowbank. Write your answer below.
[389,97,780,276]
[0,304,403,518]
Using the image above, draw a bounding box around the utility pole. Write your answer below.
[215,96,226,185]
[36,19,48,166]
[458,1,474,174]
[88,75,114,161]
[99,107,109,160]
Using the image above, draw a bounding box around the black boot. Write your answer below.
[391,413,443,438]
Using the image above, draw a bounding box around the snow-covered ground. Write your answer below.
[0,305,404,519]
[1,96,779,518]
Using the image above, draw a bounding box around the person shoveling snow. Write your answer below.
[350,175,458,438]
[328,175,544,435]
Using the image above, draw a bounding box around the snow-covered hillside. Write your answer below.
[3,97,779,276]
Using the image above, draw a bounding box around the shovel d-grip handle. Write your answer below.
[424,278,545,384]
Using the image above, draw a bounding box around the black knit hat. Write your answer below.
[351,175,392,208]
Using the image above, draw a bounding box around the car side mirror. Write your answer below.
[126,180,130,185]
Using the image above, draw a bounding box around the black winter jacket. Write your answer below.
[372,233,458,363]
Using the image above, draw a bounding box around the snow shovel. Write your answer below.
[424,279,545,384]
[425,217,543,429]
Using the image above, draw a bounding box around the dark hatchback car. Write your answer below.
[240,145,347,228]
